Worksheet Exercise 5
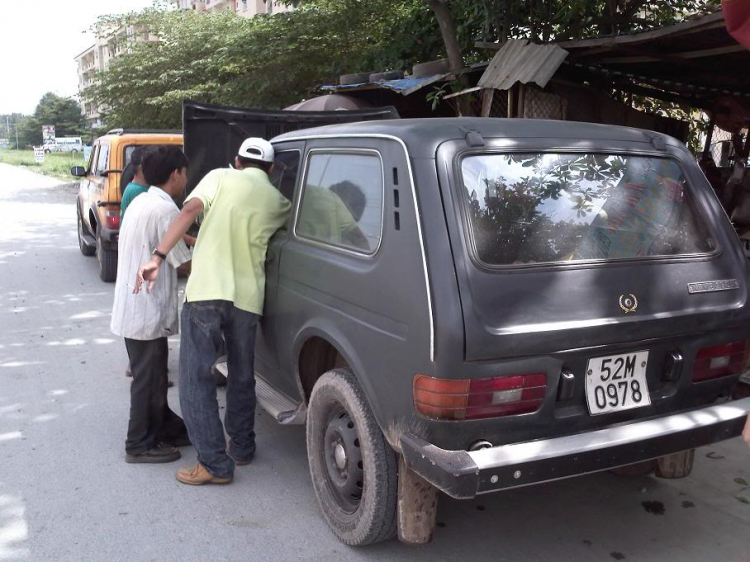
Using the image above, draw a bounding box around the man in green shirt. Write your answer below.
[134,137,290,485]
[120,147,149,220]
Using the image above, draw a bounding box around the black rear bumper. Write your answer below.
[400,397,750,499]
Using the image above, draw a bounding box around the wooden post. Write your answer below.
[397,456,438,544]
[481,88,495,117]
[517,83,526,119]
[701,112,716,162]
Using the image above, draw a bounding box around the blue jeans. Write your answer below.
[179,300,259,478]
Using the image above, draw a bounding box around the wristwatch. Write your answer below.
[152,248,167,261]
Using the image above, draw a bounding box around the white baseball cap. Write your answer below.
[238,137,274,163]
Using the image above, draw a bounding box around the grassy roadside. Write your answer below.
[0,149,86,182]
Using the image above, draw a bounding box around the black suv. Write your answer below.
[187,105,750,546]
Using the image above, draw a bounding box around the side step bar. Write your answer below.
[213,360,306,425]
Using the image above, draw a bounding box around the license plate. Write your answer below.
[585,350,651,415]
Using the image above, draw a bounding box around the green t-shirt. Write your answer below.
[184,167,291,315]
[120,182,149,220]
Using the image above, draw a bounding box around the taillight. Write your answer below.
[693,341,750,382]
[105,211,120,229]
[413,373,547,420]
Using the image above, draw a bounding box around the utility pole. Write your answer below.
[15,123,19,150]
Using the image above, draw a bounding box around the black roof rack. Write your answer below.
[106,128,182,135]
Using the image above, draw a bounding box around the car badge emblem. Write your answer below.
[687,279,740,294]
[619,294,638,314]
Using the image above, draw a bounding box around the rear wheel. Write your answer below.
[96,230,117,282]
[306,369,398,546]
[77,209,95,256]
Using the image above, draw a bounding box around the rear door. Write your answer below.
[437,138,750,362]
[434,138,750,435]
[91,141,110,230]
[81,143,100,230]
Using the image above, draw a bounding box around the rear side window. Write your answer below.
[296,151,383,254]
[87,145,99,173]
[270,150,301,201]
[123,144,184,167]
[460,153,715,266]
[95,144,110,175]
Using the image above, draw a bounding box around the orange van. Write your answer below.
[71,129,183,281]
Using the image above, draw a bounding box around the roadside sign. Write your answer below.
[42,125,55,145]
[34,147,45,164]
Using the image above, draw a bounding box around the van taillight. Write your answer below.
[413,373,547,420]
[105,211,120,229]
[693,341,750,382]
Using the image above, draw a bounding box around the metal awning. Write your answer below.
[320,73,449,96]
[477,39,569,91]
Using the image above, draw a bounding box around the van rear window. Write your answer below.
[460,153,715,266]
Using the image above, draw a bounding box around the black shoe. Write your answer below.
[125,443,181,464]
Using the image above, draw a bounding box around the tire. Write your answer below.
[71,149,78,154]
[96,231,118,282]
[77,209,95,256]
[306,368,398,546]
[339,72,371,85]
[412,59,450,78]
[44,149,51,154]
[369,70,404,82]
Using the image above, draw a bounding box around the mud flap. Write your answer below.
[655,449,695,479]
[397,456,438,544]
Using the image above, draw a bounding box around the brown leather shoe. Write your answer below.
[176,463,233,486]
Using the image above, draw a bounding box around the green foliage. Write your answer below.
[90,1,449,129]
[467,0,719,43]
[0,113,25,149]
[13,93,87,148]
[90,0,719,137]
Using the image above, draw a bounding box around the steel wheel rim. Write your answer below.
[321,407,364,514]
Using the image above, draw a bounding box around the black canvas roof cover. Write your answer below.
[182,99,399,192]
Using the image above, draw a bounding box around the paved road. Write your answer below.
[1,163,750,562]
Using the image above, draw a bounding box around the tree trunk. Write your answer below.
[425,0,474,116]
[426,0,464,73]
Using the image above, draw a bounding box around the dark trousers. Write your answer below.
[124,337,187,455]
[179,300,259,478]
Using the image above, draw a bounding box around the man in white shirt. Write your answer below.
[111,146,192,463]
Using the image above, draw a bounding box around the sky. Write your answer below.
[0,0,156,115]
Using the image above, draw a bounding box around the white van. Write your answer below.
[44,137,84,154]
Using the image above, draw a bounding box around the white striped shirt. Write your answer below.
[110,187,191,340]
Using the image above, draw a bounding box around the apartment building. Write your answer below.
[170,0,289,17]
[74,26,158,128]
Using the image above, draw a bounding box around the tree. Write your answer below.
[14,93,87,148]
[90,1,441,129]
[0,113,25,148]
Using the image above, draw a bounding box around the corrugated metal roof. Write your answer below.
[478,39,568,91]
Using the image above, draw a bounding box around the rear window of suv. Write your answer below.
[460,152,716,266]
